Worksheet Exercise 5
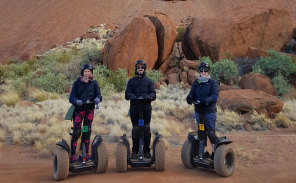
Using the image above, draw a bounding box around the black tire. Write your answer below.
[154,140,166,171]
[214,145,235,177]
[181,140,194,169]
[115,142,128,172]
[96,143,108,173]
[53,146,69,181]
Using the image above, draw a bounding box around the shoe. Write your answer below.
[71,155,77,163]
[131,152,138,159]
[144,152,151,159]
[210,152,214,160]
[86,154,91,161]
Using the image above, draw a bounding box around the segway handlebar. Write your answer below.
[82,100,99,109]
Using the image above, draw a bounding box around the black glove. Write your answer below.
[186,95,193,105]
[129,93,136,100]
[150,93,156,101]
[200,97,210,104]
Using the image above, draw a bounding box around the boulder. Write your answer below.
[182,9,292,61]
[80,32,100,40]
[180,59,198,72]
[168,73,179,85]
[239,73,277,95]
[180,71,188,84]
[219,84,237,91]
[218,89,283,116]
[188,69,198,85]
[145,12,177,72]
[103,17,158,72]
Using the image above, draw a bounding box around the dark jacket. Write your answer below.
[69,77,102,106]
[125,74,156,106]
[187,78,218,114]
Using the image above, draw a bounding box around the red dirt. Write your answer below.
[1,0,296,62]
[1,126,296,183]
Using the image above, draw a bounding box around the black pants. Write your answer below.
[130,105,152,153]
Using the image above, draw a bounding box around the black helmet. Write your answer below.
[135,59,146,70]
[81,64,93,76]
[198,62,210,72]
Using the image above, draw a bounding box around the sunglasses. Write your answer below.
[199,69,209,73]
[137,66,145,69]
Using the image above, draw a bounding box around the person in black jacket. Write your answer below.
[186,62,218,160]
[69,64,102,163]
[125,60,156,159]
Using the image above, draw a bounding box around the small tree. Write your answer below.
[211,59,239,85]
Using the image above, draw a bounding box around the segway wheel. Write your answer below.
[96,143,108,173]
[214,145,235,177]
[155,140,166,171]
[53,145,69,181]
[181,140,194,169]
[116,142,127,172]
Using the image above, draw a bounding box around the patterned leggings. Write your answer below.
[70,107,94,156]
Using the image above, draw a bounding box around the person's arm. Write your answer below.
[125,79,136,100]
[94,80,103,102]
[148,79,156,101]
[69,81,78,105]
[186,80,197,104]
[200,80,218,104]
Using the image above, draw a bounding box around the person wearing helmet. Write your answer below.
[186,62,218,160]
[69,64,102,163]
[125,60,156,159]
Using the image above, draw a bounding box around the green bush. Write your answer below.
[56,52,71,63]
[81,47,102,64]
[107,68,128,92]
[253,50,296,79]
[146,69,162,83]
[252,50,296,96]
[176,27,185,42]
[211,59,239,85]
[32,72,68,94]
[272,74,290,96]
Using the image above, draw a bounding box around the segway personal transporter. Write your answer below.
[181,101,235,177]
[53,101,108,181]
[115,96,166,172]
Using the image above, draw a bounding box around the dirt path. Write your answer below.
[1,127,296,183]
[0,0,296,62]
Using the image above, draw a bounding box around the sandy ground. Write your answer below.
[0,0,296,62]
[1,126,296,183]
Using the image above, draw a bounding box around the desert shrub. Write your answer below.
[0,91,20,106]
[252,50,296,95]
[81,46,102,64]
[216,107,244,132]
[56,52,71,63]
[176,27,185,42]
[32,72,68,94]
[281,99,296,121]
[272,74,291,96]
[107,68,128,92]
[146,69,162,83]
[274,113,291,128]
[233,57,259,76]
[211,59,239,85]
[248,111,275,130]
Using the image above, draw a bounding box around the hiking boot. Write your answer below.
[71,155,77,163]
[131,152,138,159]
[144,151,151,159]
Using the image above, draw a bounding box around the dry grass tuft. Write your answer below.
[274,113,292,128]
[281,99,296,122]
[216,107,244,132]
[248,111,275,130]
[0,91,20,106]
